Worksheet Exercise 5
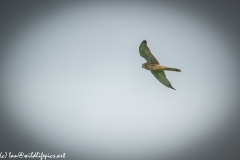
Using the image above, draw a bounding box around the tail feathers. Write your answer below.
[165,67,181,72]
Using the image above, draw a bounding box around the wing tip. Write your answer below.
[142,40,147,44]
[170,86,176,90]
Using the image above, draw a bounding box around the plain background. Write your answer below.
[0,1,240,160]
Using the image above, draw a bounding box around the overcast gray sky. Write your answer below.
[1,1,240,160]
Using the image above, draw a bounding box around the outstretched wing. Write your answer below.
[151,70,176,90]
[139,40,159,64]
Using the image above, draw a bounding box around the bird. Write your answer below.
[139,40,181,90]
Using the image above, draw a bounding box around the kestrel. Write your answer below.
[139,40,181,90]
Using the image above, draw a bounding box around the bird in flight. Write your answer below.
[139,40,181,90]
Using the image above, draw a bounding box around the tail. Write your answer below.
[164,67,181,72]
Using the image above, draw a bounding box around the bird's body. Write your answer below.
[139,40,181,90]
[142,63,166,70]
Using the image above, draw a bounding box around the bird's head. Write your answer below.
[142,63,149,70]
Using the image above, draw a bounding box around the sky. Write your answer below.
[0,1,240,160]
